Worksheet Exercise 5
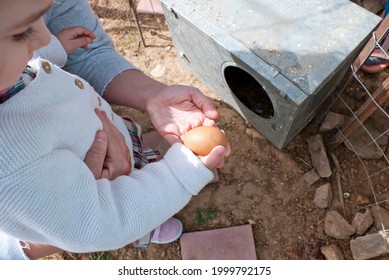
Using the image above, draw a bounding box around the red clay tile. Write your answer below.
[137,0,164,15]
[180,225,257,260]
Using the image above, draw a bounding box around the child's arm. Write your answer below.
[45,0,138,95]
[0,144,214,253]
[33,34,68,67]
[32,27,95,68]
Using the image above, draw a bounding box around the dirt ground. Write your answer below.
[56,0,388,260]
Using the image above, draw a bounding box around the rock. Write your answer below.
[245,127,266,140]
[370,206,389,229]
[350,231,389,260]
[296,239,323,259]
[320,244,344,260]
[251,129,265,140]
[324,210,355,239]
[319,112,345,132]
[362,0,385,14]
[344,122,388,160]
[371,109,389,134]
[352,209,373,235]
[150,64,166,78]
[303,169,320,185]
[306,134,332,178]
[356,193,370,206]
[313,183,332,208]
[353,88,366,100]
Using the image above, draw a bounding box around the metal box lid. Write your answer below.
[165,0,380,95]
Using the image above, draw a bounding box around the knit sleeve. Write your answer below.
[33,35,68,68]
[0,144,213,253]
[0,232,29,260]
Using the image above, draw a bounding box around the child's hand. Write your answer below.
[198,143,231,170]
[55,26,96,55]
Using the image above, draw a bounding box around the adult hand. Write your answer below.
[84,110,132,180]
[94,109,132,179]
[146,84,219,145]
[84,129,108,179]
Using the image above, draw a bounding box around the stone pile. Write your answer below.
[303,110,389,259]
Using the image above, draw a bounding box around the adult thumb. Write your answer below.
[84,130,108,179]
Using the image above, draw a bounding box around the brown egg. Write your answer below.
[183,126,228,156]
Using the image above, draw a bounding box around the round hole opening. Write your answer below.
[224,66,274,119]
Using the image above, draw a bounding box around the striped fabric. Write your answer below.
[122,117,160,169]
[0,68,36,104]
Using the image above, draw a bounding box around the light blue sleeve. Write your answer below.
[0,144,213,254]
[33,35,68,68]
[44,0,139,95]
[0,232,29,260]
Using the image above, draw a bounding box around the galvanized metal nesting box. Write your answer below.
[161,0,381,149]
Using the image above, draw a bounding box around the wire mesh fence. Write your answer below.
[325,24,389,248]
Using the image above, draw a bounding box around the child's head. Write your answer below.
[0,0,52,91]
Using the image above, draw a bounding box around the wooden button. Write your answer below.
[97,97,102,107]
[42,61,51,73]
[74,79,84,89]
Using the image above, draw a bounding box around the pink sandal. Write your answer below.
[150,217,183,244]
[361,34,389,73]
[361,48,389,73]
[135,217,183,247]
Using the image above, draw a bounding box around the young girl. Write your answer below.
[30,25,183,250]
[0,0,228,259]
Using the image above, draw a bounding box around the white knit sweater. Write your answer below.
[0,59,213,259]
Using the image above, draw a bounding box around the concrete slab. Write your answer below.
[180,224,257,260]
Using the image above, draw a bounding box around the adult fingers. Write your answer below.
[98,110,126,156]
[95,109,132,179]
[95,109,115,138]
[84,130,108,179]
[202,118,217,127]
[188,86,219,120]
[164,133,182,145]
